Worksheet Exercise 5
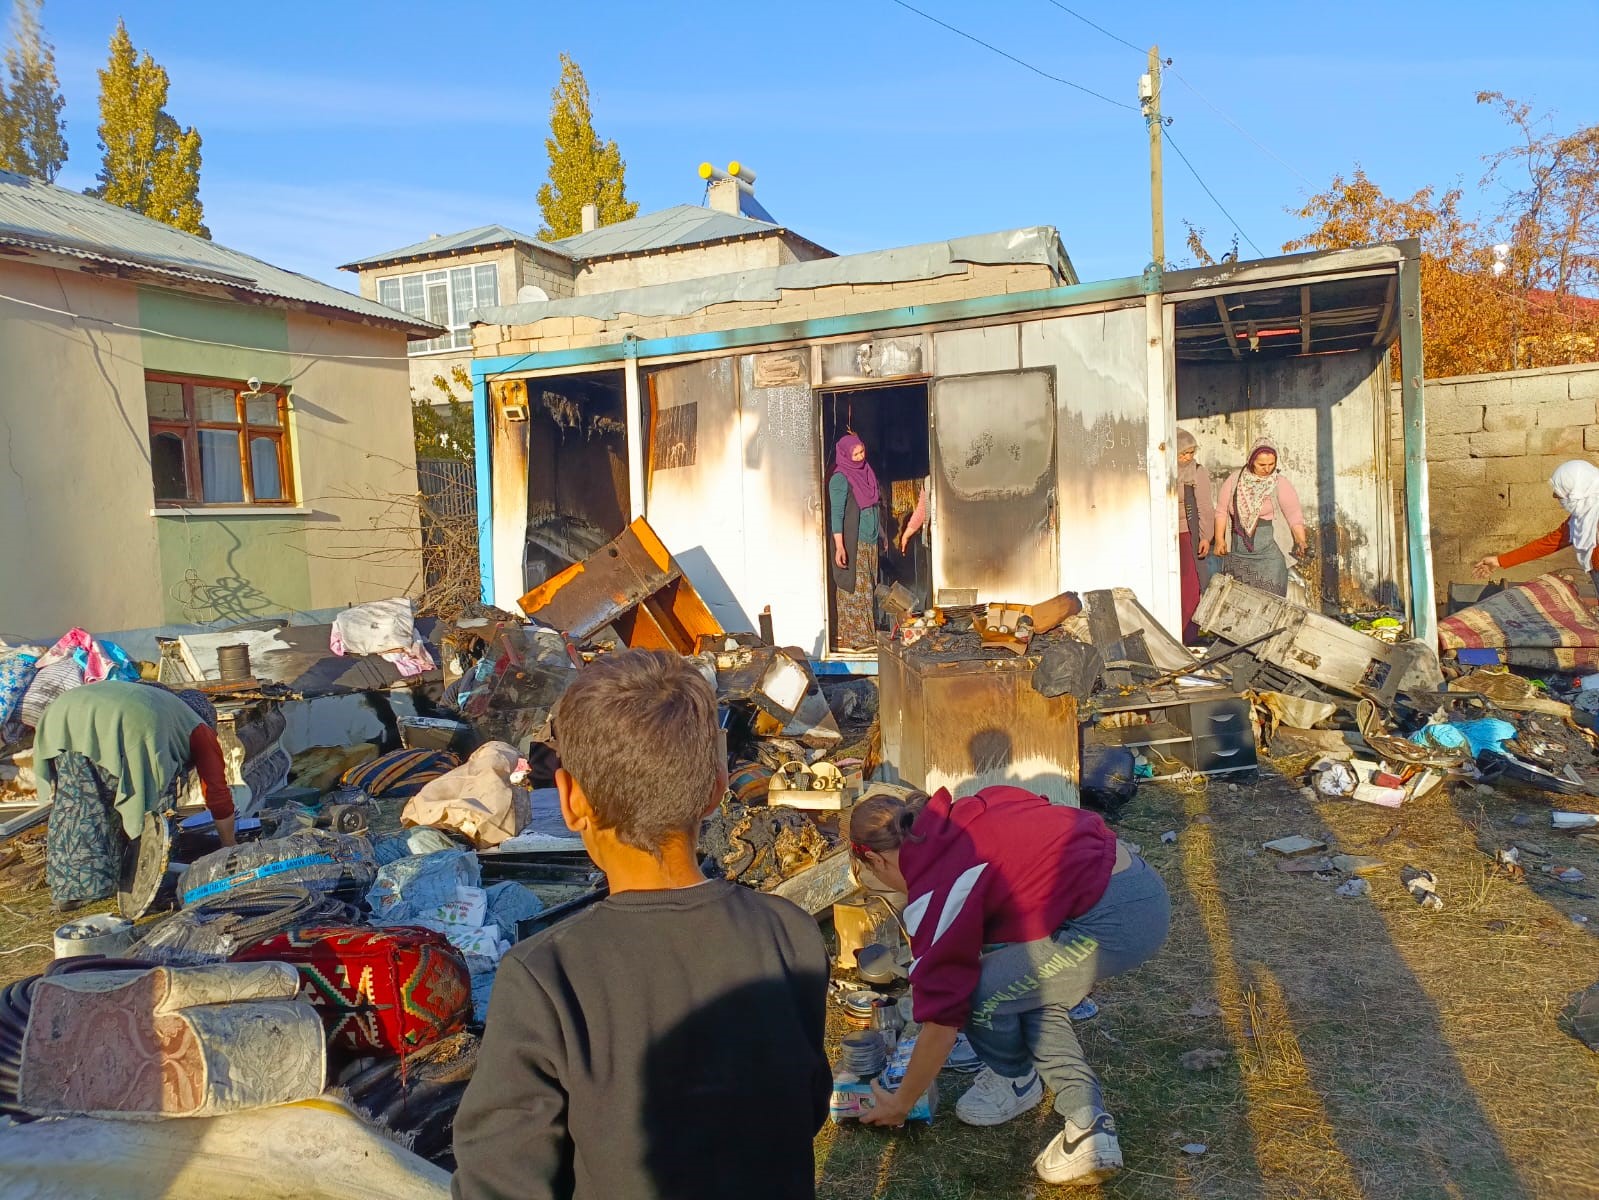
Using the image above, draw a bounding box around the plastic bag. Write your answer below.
[0,649,39,726]
[365,848,481,923]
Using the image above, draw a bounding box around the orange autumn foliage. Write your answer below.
[1284,97,1599,379]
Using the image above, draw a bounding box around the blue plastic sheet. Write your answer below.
[1411,718,1517,757]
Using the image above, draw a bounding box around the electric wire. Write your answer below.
[1168,68,1314,187]
[886,0,1136,110]
[1038,0,1145,55]
[1162,127,1266,259]
[0,290,419,361]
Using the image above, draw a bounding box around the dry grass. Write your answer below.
[815,761,1599,1199]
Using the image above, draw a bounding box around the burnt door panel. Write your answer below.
[930,370,1058,602]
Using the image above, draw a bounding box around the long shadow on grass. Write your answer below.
[1192,770,1534,1198]
[814,788,1269,1200]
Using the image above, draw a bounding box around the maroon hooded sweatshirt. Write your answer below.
[899,786,1117,1028]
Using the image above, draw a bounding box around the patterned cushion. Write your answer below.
[234,924,471,1054]
[340,749,459,798]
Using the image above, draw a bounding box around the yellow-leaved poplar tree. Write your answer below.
[0,0,67,182]
[87,19,206,237]
[536,53,637,241]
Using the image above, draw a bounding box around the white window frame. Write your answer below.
[376,262,500,355]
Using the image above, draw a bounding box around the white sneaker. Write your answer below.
[1069,996,1100,1021]
[946,1033,983,1073]
[954,1066,1044,1126]
[1034,1112,1123,1185]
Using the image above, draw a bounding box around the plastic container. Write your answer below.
[53,913,135,959]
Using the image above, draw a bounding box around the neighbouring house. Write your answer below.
[339,166,833,406]
[0,170,440,640]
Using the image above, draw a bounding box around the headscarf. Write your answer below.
[832,433,880,510]
[137,679,218,730]
[1176,430,1202,486]
[1551,460,1599,571]
[1231,441,1280,539]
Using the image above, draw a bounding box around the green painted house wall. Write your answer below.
[137,288,291,383]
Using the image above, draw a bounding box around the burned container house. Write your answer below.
[468,228,1433,664]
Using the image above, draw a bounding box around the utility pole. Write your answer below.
[1141,45,1164,271]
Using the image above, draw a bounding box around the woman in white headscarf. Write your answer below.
[1474,460,1599,592]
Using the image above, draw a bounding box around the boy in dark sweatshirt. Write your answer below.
[451,649,831,1200]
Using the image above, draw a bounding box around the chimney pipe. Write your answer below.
[580,203,599,233]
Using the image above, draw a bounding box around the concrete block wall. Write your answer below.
[1390,362,1599,600]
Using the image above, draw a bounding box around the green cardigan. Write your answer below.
[35,681,203,837]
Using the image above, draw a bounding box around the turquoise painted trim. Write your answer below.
[473,374,493,605]
[1397,254,1435,645]
[812,658,879,677]
[468,274,1148,381]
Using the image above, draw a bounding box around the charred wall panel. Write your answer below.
[645,358,754,632]
[1180,350,1395,611]
[1022,306,1155,602]
[737,354,828,656]
[929,370,1059,602]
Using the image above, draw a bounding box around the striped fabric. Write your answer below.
[1440,572,1599,670]
[341,748,460,798]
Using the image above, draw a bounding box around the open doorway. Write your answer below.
[819,381,931,653]
[522,369,630,590]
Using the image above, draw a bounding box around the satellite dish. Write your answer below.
[516,285,549,304]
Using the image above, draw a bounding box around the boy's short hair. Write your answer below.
[552,648,722,854]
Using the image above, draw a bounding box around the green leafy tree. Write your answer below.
[536,53,637,240]
[87,20,207,237]
[0,0,67,181]
[413,365,477,461]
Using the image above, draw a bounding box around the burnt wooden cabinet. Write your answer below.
[877,638,1080,806]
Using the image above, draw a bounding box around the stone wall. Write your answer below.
[1390,362,1599,599]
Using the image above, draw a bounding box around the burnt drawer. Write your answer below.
[1174,730,1258,775]
[1172,698,1251,738]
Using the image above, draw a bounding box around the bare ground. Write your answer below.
[814,762,1599,1199]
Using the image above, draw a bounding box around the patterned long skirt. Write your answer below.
[835,543,881,651]
[45,751,125,907]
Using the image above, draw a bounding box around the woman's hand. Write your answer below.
[858,1079,912,1128]
[1215,536,1229,559]
[834,545,848,569]
[1197,537,1210,560]
[1473,555,1501,579]
[897,529,912,555]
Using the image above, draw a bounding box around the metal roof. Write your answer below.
[340,224,553,271]
[549,205,830,262]
[474,225,1073,327]
[0,170,439,335]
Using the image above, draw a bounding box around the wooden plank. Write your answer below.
[1086,589,1132,688]
[1214,295,1242,360]
[1371,276,1397,347]
[1300,285,1312,354]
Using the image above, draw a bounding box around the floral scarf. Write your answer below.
[1231,441,1280,540]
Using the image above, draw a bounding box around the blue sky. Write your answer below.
[20,0,1599,290]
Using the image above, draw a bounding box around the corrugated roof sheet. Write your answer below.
[474,226,1072,326]
[340,223,551,270]
[0,170,438,334]
[549,204,817,261]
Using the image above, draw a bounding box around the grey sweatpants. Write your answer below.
[962,854,1171,1127]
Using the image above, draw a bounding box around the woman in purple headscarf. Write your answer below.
[829,433,884,651]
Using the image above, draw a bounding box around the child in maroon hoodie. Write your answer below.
[850,786,1169,1187]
